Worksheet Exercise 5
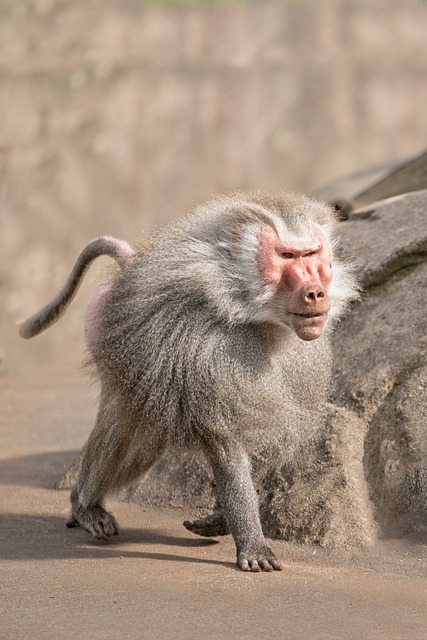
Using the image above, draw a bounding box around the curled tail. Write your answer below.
[19,236,135,339]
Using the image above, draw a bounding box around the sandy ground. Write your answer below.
[1,362,426,640]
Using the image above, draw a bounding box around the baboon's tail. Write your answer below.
[19,236,135,339]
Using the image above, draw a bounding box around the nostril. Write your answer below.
[305,288,325,302]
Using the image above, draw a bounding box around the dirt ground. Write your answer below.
[1,361,426,640]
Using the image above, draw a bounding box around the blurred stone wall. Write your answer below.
[1,0,427,371]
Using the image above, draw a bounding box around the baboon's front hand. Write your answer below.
[237,544,283,572]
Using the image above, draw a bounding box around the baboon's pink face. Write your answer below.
[257,226,333,341]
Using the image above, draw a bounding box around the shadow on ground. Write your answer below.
[0,511,226,566]
[0,450,79,487]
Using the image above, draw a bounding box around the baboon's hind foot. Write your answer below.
[67,502,119,541]
[183,512,230,537]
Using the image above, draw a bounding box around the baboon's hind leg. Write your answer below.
[67,393,165,540]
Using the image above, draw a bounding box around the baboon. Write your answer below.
[19,192,358,572]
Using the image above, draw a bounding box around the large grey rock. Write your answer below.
[332,190,427,538]
[313,149,427,209]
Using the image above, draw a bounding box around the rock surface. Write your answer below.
[332,190,427,539]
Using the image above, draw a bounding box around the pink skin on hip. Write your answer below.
[84,283,112,345]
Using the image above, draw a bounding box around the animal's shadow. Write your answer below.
[0,450,232,568]
[0,511,229,566]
